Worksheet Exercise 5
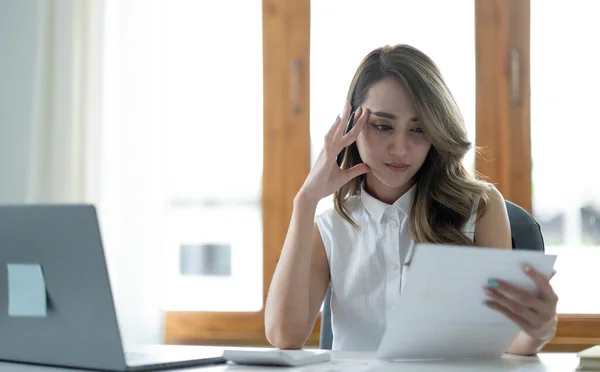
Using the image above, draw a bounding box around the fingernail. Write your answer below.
[552,269,557,275]
[487,279,499,288]
[522,264,532,272]
[483,300,492,307]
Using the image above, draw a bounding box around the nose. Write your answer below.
[388,131,409,158]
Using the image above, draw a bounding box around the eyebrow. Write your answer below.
[371,111,419,121]
[371,111,396,119]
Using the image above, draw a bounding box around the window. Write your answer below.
[159,0,312,345]
[475,0,600,352]
[160,0,264,313]
[531,0,600,314]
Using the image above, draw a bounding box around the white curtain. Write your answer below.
[27,0,104,203]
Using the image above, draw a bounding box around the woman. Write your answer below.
[264,44,558,354]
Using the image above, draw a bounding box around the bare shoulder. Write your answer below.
[474,184,512,249]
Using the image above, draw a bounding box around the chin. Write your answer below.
[371,169,415,190]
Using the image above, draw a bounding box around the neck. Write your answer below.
[364,174,414,204]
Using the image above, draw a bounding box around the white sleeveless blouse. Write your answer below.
[315,184,479,351]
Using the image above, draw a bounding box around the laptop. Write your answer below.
[0,204,226,371]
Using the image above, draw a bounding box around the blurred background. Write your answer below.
[1,0,598,351]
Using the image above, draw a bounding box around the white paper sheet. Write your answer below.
[376,244,557,361]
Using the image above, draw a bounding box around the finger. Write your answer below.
[486,279,546,314]
[484,286,539,326]
[334,102,353,140]
[522,264,559,304]
[484,300,534,332]
[343,163,370,182]
[341,107,369,148]
[335,110,355,143]
[486,299,557,341]
[325,115,343,143]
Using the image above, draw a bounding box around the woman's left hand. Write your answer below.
[484,264,558,341]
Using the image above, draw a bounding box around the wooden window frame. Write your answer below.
[475,0,600,352]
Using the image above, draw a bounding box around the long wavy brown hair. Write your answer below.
[334,44,490,245]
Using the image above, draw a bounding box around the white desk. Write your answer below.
[0,349,580,372]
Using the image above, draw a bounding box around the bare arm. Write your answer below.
[475,186,557,356]
[264,191,331,349]
[264,104,370,349]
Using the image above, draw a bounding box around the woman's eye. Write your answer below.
[411,127,424,134]
[372,124,393,132]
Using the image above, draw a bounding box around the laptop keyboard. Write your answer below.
[124,345,225,367]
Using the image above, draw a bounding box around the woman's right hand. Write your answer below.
[299,103,371,202]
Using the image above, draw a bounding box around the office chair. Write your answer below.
[319,200,545,350]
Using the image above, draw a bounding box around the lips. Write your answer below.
[386,163,409,172]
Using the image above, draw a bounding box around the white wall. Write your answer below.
[0,0,44,203]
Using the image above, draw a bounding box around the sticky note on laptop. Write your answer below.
[7,263,47,317]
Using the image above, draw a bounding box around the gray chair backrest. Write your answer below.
[504,200,545,252]
[319,200,544,350]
